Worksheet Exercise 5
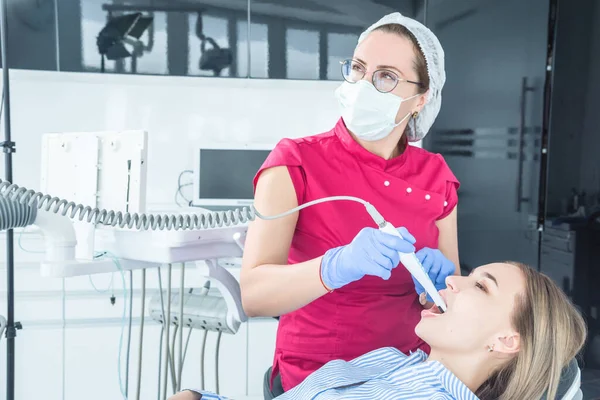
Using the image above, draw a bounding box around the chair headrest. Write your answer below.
[541,359,580,400]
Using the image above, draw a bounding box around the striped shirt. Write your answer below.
[276,347,479,400]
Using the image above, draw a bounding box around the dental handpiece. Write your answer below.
[378,221,447,313]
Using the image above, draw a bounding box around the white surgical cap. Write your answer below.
[357,12,446,142]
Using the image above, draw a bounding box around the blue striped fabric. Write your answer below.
[180,389,230,399]
[276,347,479,400]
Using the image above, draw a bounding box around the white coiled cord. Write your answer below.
[0,178,385,231]
[0,178,255,230]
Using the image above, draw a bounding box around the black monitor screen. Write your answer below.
[198,149,271,200]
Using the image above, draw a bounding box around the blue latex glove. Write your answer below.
[321,227,416,290]
[414,247,455,302]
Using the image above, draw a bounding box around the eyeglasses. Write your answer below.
[340,59,423,93]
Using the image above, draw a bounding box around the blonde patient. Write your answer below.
[169,262,587,400]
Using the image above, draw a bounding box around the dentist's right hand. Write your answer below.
[320,227,416,290]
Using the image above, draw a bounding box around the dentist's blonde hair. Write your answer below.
[476,262,587,400]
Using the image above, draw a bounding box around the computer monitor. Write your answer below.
[192,146,272,207]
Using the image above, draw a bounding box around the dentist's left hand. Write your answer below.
[413,247,455,302]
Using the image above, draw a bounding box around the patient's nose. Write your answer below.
[445,275,460,292]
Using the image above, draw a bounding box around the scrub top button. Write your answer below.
[444,201,448,207]
[425,194,431,200]
[384,180,390,186]
[406,187,412,193]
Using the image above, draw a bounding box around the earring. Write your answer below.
[412,111,419,119]
[487,344,495,352]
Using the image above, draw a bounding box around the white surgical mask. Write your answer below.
[335,80,419,141]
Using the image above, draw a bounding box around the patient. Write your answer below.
[169,261,587,400]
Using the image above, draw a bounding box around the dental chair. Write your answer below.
[262,357,583,399]
[550,358,583,400]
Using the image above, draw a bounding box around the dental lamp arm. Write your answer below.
[195,11,205,40]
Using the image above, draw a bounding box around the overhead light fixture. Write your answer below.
[96,12,153,71]
[195,12,233,76]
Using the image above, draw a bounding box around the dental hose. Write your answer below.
[171,324,179,391]
[177,263,185,391]
[156,326,164,400]
[198,281,211,391]
[135,269,146,400]
[157,268,165,400]
[0,178,386,230]
[125,270,133,397]
[181,284,203,368]
[160,264,172,400]
[215,331,222,394]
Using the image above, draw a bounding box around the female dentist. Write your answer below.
[241,12,460,394]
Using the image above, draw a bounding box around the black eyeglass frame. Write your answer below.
[340,58,424,93]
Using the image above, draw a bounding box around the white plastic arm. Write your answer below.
[34,209,77,262]
[204,259,248,331]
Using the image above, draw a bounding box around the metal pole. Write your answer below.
[0,0,18,399]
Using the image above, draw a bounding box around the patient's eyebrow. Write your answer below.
[482,272,499,287]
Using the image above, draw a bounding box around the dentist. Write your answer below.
[241,12,460,394]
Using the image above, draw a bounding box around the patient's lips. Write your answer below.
[421,291,448,318]
[421,304,442,318]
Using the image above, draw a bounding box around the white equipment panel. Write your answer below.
[41,130,148,213]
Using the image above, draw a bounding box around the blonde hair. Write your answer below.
[476,262,587,400]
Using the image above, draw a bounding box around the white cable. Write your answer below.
[215,331,222,394]
[135,269,146,400]
[102,253,128,400]
[156,268,165,400]
[161,264,172,400]
[0,179,383,230]
[181,328,193,366]
[170,324,178,392]
[200,329,208,391]
[156,327,164,400]
[97,253,128,399]
[178,288,196,374]
[190,281,211,391]
[177,263,185,390]
[125,270,133,397]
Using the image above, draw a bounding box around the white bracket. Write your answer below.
[204,258,248,332]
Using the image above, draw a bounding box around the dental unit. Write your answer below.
[0,130,446,400]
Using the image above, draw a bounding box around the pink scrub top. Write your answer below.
[253,118,460,392]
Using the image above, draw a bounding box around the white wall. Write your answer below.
[0,69,342,399]
[0,69,341,206]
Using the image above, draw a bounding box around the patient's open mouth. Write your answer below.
[421,293,447,318]
[421,304,443,318]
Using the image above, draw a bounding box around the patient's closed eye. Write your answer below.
[475,282,488,293]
